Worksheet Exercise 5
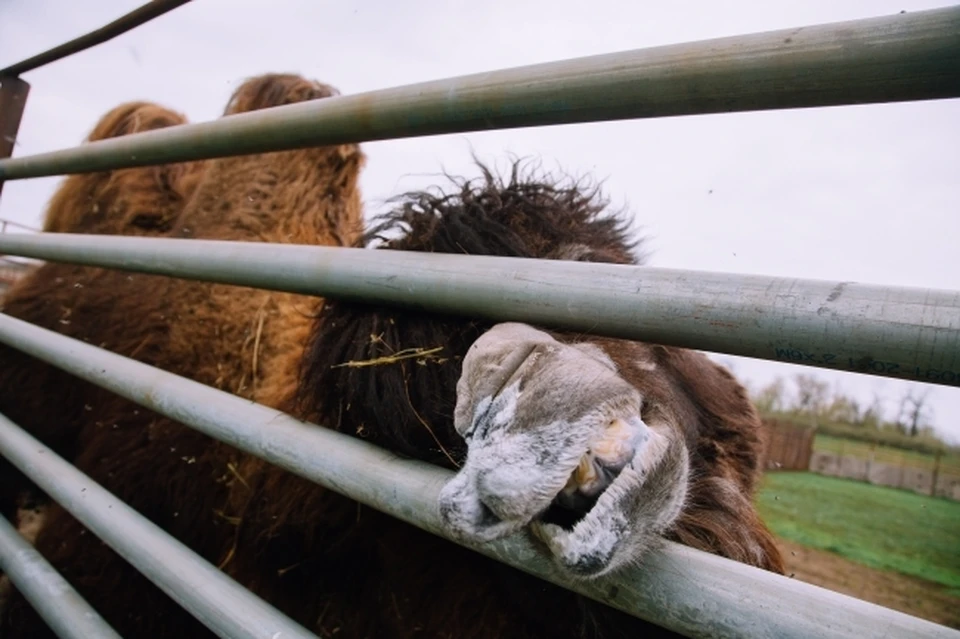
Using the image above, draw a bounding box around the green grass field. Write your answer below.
[757,472,960,594]
[813,434,960,473]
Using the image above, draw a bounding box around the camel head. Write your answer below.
[41,102,202,236]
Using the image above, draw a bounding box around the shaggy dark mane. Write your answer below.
[297,161,643,466]
[368,161,642,262]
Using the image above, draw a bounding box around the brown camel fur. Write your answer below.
[7,156,778,638]
[0,101,205,523]
[41,101,203,235]
[0,99,204,617]
[0,74,364,637]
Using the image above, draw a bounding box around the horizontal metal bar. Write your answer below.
[0,408,317,639]
[0,218,40,232]
[1,233,958,386]
[0,514,120,639]
[2,6,959,180]
[0,314,957,639]
[0,0,192,77]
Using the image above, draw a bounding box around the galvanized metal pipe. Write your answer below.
[0,233,958,386]
[0,515,121,639]
[0,315,957,639]
[0,0,192,77]
[1,6,959,179]
[0,409,317,639]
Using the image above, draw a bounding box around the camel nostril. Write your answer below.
[475,480,510,523]
[438,474,506,538]
[475,499,503,529]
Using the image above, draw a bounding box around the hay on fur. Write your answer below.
[331,345,445,368]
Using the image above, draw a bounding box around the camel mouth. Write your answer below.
[536,415,647,532]
[536,459,622,531]
[538,495,598,530]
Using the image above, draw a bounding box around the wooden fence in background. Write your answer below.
[761,419,817,472]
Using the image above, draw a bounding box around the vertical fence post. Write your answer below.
[930,449,943,497]
[802,429,814,471]
[837,438,846,477]
[0,75,30,200]
[899,450,907,489]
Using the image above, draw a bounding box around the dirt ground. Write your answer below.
[777,538,960,629]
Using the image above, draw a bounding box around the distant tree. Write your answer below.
[824,393,860,424]
[750,372,945,444]
[858,393,885,430]
[917,425,936,439]
[898,388,933,437]
[794,374,830,417]
[753,377,786,414]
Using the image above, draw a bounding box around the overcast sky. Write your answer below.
[1,0,958,442]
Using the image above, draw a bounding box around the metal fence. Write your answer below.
[0,220,36,295]
[0,3,959,638]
